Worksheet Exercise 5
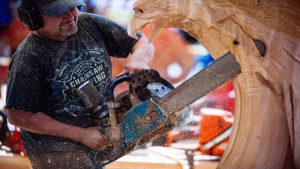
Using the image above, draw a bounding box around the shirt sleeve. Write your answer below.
[82,13,140,58]
[5,71,41,113]
[5,47,43,113]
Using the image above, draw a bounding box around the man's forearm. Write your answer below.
[5,108,83,142]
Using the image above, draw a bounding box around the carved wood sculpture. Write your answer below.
[128,0,300,168]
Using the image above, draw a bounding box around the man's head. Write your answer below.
[19,0,85,41]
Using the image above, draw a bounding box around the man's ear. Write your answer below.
[18,0,44,31]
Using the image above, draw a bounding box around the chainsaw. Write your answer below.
[76,52,241,167]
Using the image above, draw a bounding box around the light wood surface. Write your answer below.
[0,147,219,169]
[128,1,300,168]
[148,146,219,169]
[0,155,31,169]
[0,154,183,169]
[106,154,182,169]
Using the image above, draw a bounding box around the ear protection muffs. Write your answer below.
[18,0,44,31]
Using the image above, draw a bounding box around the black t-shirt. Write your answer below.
[5,13,138,155]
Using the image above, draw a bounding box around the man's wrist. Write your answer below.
[64,125,85,143]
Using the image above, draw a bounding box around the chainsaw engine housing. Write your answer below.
[77,69,191,167]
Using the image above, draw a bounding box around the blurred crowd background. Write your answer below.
[0,0,234,159]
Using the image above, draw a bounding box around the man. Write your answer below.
[4,0,154,168]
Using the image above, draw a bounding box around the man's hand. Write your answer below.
[124,35,154,74]
[78,127,112,151]
[124,56,150,74]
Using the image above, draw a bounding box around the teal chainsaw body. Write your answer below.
[75,52,241,167]
[123,100,167,144]
[76,69,191,167]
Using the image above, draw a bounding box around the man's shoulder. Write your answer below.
[11,34,46,69]
[78,12,97,23]
[13,36,32,57]
[78,12,113,26]
[13,35,40,58]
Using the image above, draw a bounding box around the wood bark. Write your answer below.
[128,0,300,168]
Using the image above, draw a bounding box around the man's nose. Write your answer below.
[63,9,75,18]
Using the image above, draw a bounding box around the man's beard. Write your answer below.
[59,22,78,38]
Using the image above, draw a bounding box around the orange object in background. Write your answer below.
[196,81,235,156]
[166,81,235,156]
[166,108,233,156]
[197,108,233,156]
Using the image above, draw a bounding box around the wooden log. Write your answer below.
[128,0,300,168]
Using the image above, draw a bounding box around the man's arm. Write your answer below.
[124,35,154,73]
[5,108,110,150]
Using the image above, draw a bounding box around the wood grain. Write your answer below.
[128,0,300,168]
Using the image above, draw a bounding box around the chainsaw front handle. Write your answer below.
[106,73,131,101]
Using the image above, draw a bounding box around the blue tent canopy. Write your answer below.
[0,0,11,26]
